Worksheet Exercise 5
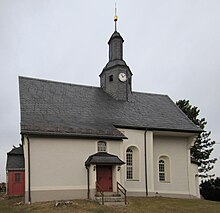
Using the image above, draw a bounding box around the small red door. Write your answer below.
[7,171,25,196]
[97,166,112,192]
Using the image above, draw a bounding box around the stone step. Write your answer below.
[95,192,121,197]
[96,196,124,202]
[95,195,125,205]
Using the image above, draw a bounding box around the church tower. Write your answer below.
[99,13,132,101]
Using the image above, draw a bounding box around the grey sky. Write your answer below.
[0,0,220,182]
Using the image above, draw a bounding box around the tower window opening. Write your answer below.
[109,75,113,82]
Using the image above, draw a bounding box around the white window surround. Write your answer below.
[126,146,140,181]
[158,155,171,183]
[126,148,133,180]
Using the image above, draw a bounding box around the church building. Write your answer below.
[19,17,201,203]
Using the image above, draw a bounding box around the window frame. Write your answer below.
[159,160,165,181]
[97,141,107,152]
[158,156,171,183]
[126,148,133,180]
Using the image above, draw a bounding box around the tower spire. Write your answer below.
[114,3,118,31]
[99,8,133,101]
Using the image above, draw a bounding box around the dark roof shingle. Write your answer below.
[19,76,201,139]
[6,147,24,171]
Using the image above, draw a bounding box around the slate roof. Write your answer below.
[6,147,24,171]
[85,152,125,166]
[19,76,201,139]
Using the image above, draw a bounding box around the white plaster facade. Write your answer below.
[22,128,200,203]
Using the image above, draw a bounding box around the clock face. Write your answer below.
[118,72,127,82]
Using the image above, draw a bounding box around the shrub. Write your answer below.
[200,178,220,201]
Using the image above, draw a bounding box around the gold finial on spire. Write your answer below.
[114,2,118,31]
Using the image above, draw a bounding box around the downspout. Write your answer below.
[27,137,31,203]
[86,166,90,199]
[144,129,148,196]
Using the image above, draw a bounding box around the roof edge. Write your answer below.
[148,127,202,133]
[99,63,133,77]
[19,76,99,90]
[21,131,127,140]
[115,125,202,134]
[7,168,25,171]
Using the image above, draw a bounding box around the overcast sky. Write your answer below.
[0,0,220,182]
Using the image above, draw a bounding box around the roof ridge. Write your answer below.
[19,76,100,90]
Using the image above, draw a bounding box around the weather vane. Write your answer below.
[114,2,118,31]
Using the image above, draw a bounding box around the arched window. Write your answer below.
[97,141,107,152]
[158,156,170,182]
[126,146,139,180]
[126,148,133,180]
[159,160,165,181]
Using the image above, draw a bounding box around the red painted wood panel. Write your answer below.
[97,166,112,192]
[7,171,25,196]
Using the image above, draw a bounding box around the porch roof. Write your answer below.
[85,152,125,166]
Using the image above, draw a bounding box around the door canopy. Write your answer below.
[85,152,125,166]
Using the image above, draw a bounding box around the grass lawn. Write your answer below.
[0,193,220,213]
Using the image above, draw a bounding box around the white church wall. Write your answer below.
[108,140,123,158]
[190,163,200,198]
[23,136,124,202]
[153,135,191,197]
[119,128,147,196]
[25,137,97,202]
[23,132,199,202]
[30,137,94,188]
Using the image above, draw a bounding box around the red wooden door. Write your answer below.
[97,166,113,192]
[8,171,25,196]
